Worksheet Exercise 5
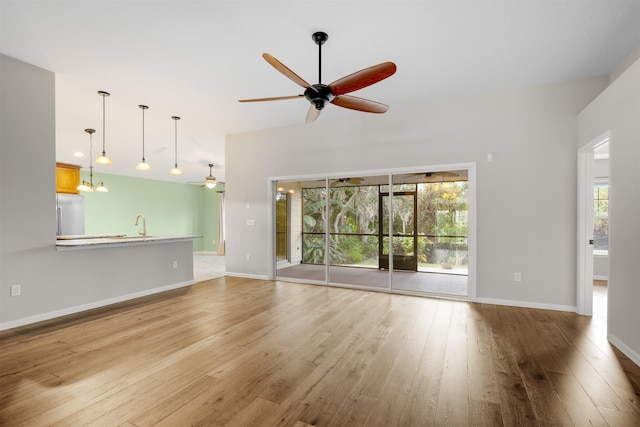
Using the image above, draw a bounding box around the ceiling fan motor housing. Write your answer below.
[305,84,334,110]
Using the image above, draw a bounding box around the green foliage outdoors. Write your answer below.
[301,180,469,267]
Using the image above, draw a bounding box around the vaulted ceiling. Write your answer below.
[2,1,639,184]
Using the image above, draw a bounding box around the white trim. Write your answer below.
[0,280,195,331]
[476,297,576,313]
[467,163,477,302]
[608,333,640,367]
[225,272,270,280]
[268,162,474,184]
[577,131,610,316]
[593,275,608,281]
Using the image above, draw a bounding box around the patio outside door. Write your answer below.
[379,191,417,271]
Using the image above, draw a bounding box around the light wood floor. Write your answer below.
[1,278,639,426]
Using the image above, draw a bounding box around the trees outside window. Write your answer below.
[594,183,609,253]
[301,179,468,271]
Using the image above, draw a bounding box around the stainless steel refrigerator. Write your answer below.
[56,194,85,236]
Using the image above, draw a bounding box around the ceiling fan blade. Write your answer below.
[263,53,318,93]
[305,105,321,123]
[328,62,396,96]
[331,95,389,113]
[238,95,303,102]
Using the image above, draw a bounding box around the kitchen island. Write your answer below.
[56,234,201,250]
[2,234,202,330]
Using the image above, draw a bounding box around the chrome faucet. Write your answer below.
[134,214,146,237]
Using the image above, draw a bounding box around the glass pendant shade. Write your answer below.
[77,181,92,192]
[95,91,112,165]
[95,154,112,165]
[136,161,151,170]
[205,180,217,189]
[95,182,109,192]
[136,105,150,171]
[170,166,182,175]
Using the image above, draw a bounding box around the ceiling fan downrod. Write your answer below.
[312,31,328,84]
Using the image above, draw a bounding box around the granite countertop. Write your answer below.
[56,235,201,250]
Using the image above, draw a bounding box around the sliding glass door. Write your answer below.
[274,170,470,297]
[327,175,383,289]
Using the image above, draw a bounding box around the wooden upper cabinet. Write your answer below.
[56,162,81,194]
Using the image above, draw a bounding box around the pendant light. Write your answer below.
[95,90,112,165]
[77,128,108,192]
[169,116,182,175]
[136,105,151,170]
[204,163,217,189]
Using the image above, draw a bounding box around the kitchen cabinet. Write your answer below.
[56,162,81,194]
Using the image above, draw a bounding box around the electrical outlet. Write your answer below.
[246,254,251,261]
[172,261,178,269]
[10,284,21,296]
[514,272,522,282]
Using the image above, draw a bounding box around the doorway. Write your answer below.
[577,132,610,316]
[379,191,418,271]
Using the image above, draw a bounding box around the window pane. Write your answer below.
[593,184,609,251]
[594,217,609,251]
[275,192,287,261]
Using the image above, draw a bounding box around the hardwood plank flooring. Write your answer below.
[1,277,639,426]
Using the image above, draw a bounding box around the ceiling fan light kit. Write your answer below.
[204,163,218,188]
[239,31,396,123]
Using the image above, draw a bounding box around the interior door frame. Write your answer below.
[577,131,610,316]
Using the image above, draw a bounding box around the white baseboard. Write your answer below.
[608,333,640,367]
[0,280,195,331]
[475,297,577,313]
[225,272,270,280]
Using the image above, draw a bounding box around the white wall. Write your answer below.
[578,57,640,365]
[226,76,608,310]
[0,55,194,329]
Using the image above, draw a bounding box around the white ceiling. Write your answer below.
[2,1,639,185]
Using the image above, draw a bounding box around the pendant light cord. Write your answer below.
[102,93,106,155]
[142,108,145,160]
[141,106,146,161]
[172,116,180,168]
[89,131,94,184]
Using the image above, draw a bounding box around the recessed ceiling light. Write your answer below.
[74,152,84,157]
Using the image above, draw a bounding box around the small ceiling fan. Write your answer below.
[331,177,364,186]
[239,31,397,123]
[408,171,462,182]
[189,163,219,189]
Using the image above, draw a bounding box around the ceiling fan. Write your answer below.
[239,31,397,123]
[331,177,364,186]
[408,171,462,182]
[189,163,219,189]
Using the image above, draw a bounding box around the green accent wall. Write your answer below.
[80,171,224,252]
